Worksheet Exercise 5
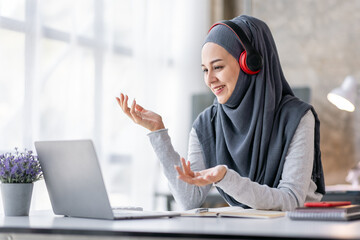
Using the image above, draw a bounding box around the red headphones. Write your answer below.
[208,20,263,75]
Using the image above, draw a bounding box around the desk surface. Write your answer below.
[1,211,360,239]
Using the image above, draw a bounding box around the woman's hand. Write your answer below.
[116,93,165,132]
[175,158,227,186]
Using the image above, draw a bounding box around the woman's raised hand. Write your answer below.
[175,158,227,186]
[116,93,165,132]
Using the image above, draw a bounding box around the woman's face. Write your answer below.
[201,42,240,104]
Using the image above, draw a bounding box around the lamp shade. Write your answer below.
[327,76,357,112]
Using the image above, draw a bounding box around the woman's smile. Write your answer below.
[213,85,226,95]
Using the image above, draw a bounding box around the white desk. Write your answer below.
[1,210,360,239]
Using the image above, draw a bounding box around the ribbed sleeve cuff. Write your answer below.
[147,128,170,151]
[215,168,238,190]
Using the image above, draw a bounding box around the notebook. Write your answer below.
[35,139,180,220]
[287,204,360,221]
[181,206,285,219]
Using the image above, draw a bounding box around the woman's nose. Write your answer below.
[205,71,216,85]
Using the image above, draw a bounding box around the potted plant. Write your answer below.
[0,148,43,216]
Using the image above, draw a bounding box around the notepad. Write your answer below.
[181,206,285,219]
[287,204,360,221]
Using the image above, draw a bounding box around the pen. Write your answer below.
[195,208,209,213]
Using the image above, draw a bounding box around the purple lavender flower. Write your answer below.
[0,148,43,183]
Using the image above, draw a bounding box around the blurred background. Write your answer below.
[0,0,360,212]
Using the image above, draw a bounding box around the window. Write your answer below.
[0,0,210,212]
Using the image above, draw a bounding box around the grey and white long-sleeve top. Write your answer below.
[148,110,323,211]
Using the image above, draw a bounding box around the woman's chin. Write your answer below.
[216,98,225,104]
[216,96,229,104]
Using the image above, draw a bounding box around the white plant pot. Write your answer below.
[1,183,33,216]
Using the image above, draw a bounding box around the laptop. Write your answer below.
[34,139,180,220]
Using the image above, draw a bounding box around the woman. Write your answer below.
[116,15,325,211]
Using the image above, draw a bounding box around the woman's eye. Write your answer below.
[214,66,223,70]
[202,68,208,73]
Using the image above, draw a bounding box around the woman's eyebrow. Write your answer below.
[201,59,223,67]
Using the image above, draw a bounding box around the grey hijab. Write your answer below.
[193,15,325,207]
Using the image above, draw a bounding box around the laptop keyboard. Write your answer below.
[113,210,149,217]
[112,208,180,219]
[112,207,149,218]
[112,206,143,211]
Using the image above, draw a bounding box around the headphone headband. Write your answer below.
[209,20,253,54]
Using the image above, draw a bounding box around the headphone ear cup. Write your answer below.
[239,51,262,75]
[239,51,250,74]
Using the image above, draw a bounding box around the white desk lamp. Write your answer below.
[327,75,360,187]
[327,75,357,112]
